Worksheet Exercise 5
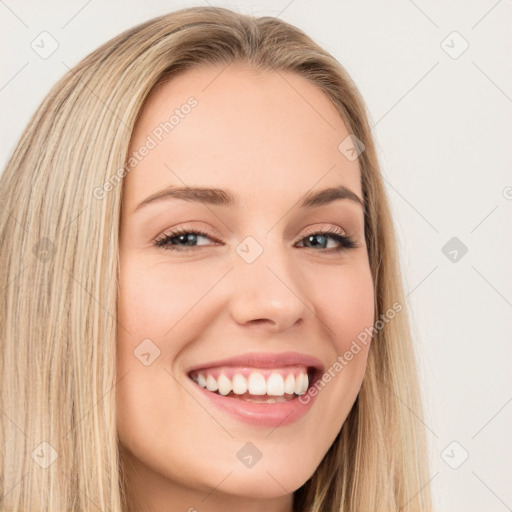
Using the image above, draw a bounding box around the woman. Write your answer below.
[0,6,432,511]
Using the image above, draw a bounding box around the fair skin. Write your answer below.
[116,63,375,512]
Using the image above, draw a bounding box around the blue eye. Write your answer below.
[298,231,357,251]
[155,229,214,249]
[154,226,357,252]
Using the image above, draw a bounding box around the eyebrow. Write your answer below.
[132,184,365,213]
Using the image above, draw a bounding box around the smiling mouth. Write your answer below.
[188,365,317,404]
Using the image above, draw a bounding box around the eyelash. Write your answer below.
[154,225,357,253]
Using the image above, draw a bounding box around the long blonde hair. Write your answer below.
[0,6,432,511]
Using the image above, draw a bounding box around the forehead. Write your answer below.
[123,63,362,210]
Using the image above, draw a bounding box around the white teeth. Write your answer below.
[244,395,289,403]
[294,373,309,395]
[265,396,288,403]
[205,375,218,392]
[303,374,309,393]
[197,374,206,388]
[217,373,232,396]
[266,373,285,396]
[247,372,267,395]
[232,374,248,395]
[192,368,310,397]
[294,373,303,395]
[284,373,295,394]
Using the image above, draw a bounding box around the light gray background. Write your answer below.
[1,1,511,510]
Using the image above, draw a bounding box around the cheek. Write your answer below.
[116,255,229,391]
[311,261,375,349]
[117,255,218,338]
[304,262,374,439]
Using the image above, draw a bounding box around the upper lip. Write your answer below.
[186,351,324,374]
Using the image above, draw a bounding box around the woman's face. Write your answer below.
[117,63,374,511]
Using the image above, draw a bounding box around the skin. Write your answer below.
[116,63,375,512]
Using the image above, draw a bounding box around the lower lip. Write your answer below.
[189,379,318,428]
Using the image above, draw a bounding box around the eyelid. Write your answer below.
[153,226,219,250]
[154,224,220,246]
[153,222,358,253]
[301,224,347,238]
[154,223,350,243]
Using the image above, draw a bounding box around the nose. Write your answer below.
[228,238,312,332]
